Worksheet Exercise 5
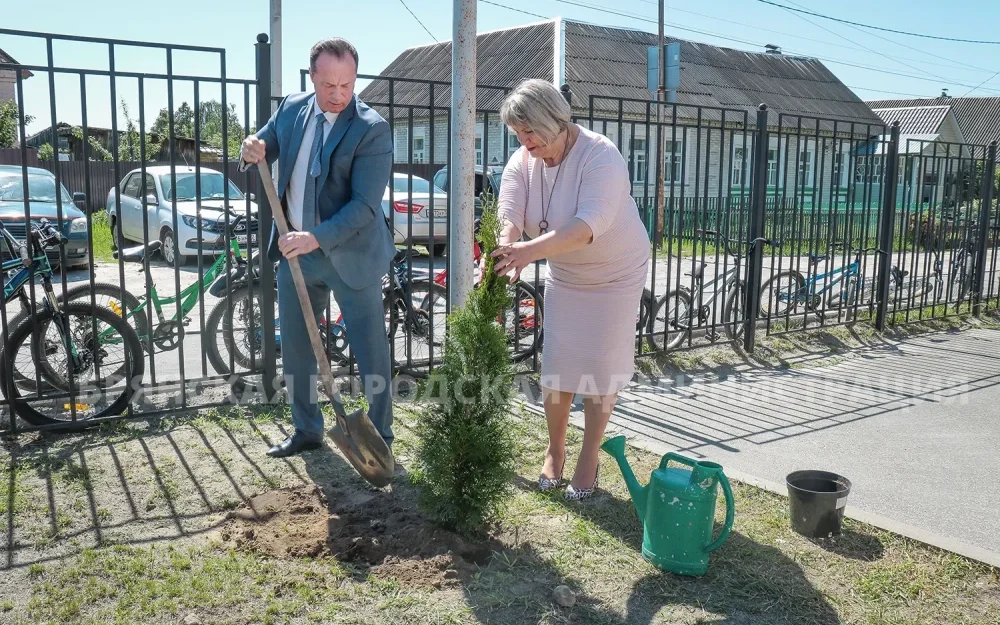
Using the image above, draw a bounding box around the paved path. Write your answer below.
[524,328,1000,566]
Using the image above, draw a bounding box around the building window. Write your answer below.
[507,133,519,155]
[632,138,647,183]
[797,139,815,188]
[413,137,425,163]
[664,139,683,184]
[732,135,748,187]
[474,137,483,166]
[833,143,849,188]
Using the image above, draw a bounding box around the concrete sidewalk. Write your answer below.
[524,327,1000,567]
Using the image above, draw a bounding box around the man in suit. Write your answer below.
[240,37,395,458]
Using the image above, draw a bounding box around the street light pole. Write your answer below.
[449,0,476,310]
[270,0,282,100]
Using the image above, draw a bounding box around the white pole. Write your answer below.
[270,0,282,100]
[449,0,476,309]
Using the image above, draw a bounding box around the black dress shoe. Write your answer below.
[266,432,323,458]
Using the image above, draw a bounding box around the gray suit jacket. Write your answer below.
[248,92,395,290]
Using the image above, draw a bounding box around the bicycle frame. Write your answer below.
[799,259,859,300]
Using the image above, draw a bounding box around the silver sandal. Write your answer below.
[565,464,600,501]
[538,459,566,492]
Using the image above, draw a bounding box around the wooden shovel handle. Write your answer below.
[254,160,351,424]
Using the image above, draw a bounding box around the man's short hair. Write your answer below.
[310,38,359,72]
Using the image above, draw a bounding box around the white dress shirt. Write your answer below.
[286,101,339,230]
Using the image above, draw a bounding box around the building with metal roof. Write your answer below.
[360,18,887,217]
[867,96,1000,149]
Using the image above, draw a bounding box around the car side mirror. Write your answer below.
[145,194,158,206]
[73,192,86,206]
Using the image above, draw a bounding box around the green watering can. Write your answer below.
[601,436,735,576]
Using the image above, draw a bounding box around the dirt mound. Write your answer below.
[217,484,498,588]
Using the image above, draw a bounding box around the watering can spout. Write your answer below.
[600,436,647,522]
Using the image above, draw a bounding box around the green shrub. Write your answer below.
[413,197,517,535]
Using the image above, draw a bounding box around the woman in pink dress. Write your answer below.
[492,79,651,500]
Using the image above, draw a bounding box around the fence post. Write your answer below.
[255,33,279,402]
[875,121,900,332]
[972,140,998,316]
[743,104,768,352]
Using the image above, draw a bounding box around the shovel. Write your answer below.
[255,160,395,488]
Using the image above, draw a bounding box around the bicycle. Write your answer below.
[647,229,779,351]
[56,211,258,355]
[0,218,144,429]
[759,243,939,321]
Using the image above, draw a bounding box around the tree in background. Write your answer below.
[120,100,161,161]
[0,100,34,149]
[151,100,248,159]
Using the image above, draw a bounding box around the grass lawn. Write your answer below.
[87,210,115,264]
[1,399,998,625]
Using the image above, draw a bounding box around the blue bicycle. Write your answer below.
[0,218,144,429]
[759,243,939,320]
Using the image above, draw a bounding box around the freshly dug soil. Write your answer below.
[217,483,500,588]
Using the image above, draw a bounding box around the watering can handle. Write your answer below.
[659,452,696,471]
[704,471,735,554]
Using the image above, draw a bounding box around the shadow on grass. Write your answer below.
[503,475,843,625]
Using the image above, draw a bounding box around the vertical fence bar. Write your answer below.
[972,141,997,316]
[254,33,278,401]
[875,121,901,332]
[744,104,768,352]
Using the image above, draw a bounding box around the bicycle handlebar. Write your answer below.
[696,229,781,251]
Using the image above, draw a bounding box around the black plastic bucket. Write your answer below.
[786,470,852,538]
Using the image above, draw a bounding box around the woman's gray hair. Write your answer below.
[500,79,572,145]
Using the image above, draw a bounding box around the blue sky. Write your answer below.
[3,0,999,135]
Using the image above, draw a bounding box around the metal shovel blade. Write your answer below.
[328,407,395,488]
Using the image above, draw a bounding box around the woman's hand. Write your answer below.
[491,241,538,282]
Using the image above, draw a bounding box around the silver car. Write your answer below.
[106,166,258,266]
[382,173,449,256]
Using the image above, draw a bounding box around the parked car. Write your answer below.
[382,172,449,256]
[432,164,502,219]
[0,165,90,269]
[106,166,258,266]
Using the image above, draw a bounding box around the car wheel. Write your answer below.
[160,228,186,267]
[432,243,447,257]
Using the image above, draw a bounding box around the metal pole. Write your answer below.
[972,140,997,316]
[270,0,282,99]
[875,121,901,332]
[654,0,666,246]
[255,33,279,402]
[449,0,476,309]
[744,104,769,352]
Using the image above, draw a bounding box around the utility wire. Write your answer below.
[781,0,996,75]
[397,0,438,42]
[480,0,548,19]
[480,0,1000,95]
[757,0,1000,45]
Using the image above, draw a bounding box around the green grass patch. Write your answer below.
[88,211,115,264]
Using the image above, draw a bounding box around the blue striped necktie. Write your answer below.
[301,111,327,230]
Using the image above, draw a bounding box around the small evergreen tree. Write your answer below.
[414,197,517,535]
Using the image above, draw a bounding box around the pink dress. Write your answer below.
[498,126,651,396]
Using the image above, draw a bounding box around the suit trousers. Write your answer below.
[276,250,393,446]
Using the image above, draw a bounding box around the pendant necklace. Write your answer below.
[538,129,575,235]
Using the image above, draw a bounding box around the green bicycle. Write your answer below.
[57,212,257,354]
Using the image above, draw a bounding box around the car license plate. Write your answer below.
[237,234,257,245]
[433,209,447,218]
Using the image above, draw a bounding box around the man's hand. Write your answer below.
[241,136,266,164]
[278,231,320,259]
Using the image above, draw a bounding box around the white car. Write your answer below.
[382,173,449,256]
[106,166,259,266]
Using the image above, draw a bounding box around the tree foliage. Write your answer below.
[0,99,33,149]
[414,196,518,535]
[151,100,248,158]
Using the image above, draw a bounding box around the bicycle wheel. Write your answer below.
[57,281,148,343]
[636,287,653,332]
[759,270,805,318]
[722,284,746,341]
[1,303,144,429]
[504,280,543,364]
[646,289,692,351]
[389,281,448,371]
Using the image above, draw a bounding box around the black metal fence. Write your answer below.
[1,27,998,436]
